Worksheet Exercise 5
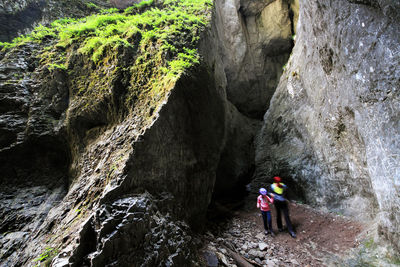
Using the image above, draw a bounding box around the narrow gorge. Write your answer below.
[0,0,398,266]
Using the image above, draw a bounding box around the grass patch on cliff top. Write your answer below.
[0,0,212,114]
[0,0,211,75]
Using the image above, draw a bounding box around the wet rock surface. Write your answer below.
[0,16,226,265]
[0,0,399,265]
[0,186,65,264]
[0,42,69,188]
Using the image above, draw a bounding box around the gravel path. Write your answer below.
[200,201,364,267]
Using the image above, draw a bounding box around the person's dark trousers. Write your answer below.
[261,210,273,232]
[274,200,294,234]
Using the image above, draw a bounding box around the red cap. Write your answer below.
[273,176,281,183]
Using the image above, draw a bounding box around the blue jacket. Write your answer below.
[270,183,287,201]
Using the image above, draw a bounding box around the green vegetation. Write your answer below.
[390,255,400,265]
[1,0,211,66]
[33,247,58,267]
[364,238,377,249]
[48,63,67,71]
[1,0,212,122]
[125,0,154,13]
[1,0,212,87]
[86,2,100,10]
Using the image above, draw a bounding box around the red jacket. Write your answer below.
[257,195,274,211]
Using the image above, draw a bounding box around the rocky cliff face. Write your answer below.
[207,0,297,119]
[0,1,228,265]
[201,0,298,197]
[1,0,399,265]
[254,0,400,250]
[0,0,112,42]
[0,1,301,264]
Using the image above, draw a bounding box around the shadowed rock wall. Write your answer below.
[201,0,298,197]
[0,0,111,42]
[0,0,226,264]
[209,0,296,119]
[0,50,225,267]
[254,0,400,250]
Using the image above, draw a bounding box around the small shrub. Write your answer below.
[33,247,58,267]
[48,63,67,71]
[86,2,99,10]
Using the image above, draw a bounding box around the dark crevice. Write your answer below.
[347,0,380,8]
[208,1,298,222]
[288,2,295,40]
[207,165,255,224]
[0,0,47,42]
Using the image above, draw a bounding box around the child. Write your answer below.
[257,188,274,236]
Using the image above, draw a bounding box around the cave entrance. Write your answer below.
[206,164,255,224]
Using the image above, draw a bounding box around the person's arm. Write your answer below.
[269,185,275,198]
[257,196,260,209]
[268,195,274,204]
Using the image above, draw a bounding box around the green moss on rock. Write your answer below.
[1,0,212,125]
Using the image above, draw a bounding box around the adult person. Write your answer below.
[257,188,275,236]
[270,176,296,238]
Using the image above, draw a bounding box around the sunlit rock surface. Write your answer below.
[254,0,400,250]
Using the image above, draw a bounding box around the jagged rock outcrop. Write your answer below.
[58,194,197,266]
[254,0,400,250]
[0,42,70,264]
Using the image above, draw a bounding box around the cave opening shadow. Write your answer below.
[206,166,255,224]
[206,170,307,227]
[0,137,71,190]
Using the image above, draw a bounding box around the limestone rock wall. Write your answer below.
[200,0,298,196]
[0,42,69,264]
[208,0,296,119]
[0,34,226,267]
[254,0,400,250]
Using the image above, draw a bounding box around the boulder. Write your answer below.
[259,242,268,251]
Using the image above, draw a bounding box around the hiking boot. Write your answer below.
[264,230,269,235]
[290,232,296,238]
[270,231,275,237]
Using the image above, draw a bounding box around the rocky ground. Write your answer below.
[200,200,380,267]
